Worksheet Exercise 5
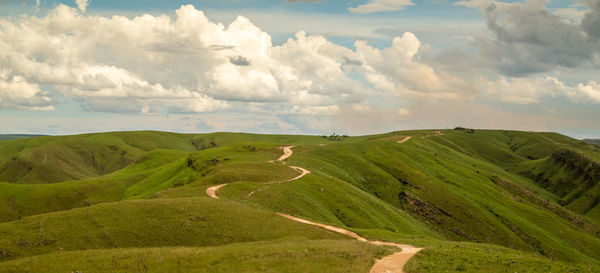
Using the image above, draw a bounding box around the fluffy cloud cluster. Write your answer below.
[0,69,55,110]
[480,76,600,104]
[0,4,466,115]
[75,0,89,13]
[354,33,475,99]
[0,3,599,136]
[457,0,600,75]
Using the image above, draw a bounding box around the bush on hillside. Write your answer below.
[454,127,475,134]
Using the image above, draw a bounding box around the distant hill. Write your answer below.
[0,134,45,141]
[584,139,600,146]
[0,129,599,272]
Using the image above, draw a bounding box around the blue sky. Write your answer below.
[0,0,599,138]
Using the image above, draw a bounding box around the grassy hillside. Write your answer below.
[584,139,600,147]
[0,129,599,272]
[0,198,348,261]
[520,148,600,218]
[0,240,390,273]
[405,240,596,272]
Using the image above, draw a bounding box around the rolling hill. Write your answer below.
[584,139,600,147]
[0,129,599,272]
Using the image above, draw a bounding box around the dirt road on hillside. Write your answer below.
[204,144,422,273]
[247,166,310,197]
[397,136,411,144]
[278,145,295,161]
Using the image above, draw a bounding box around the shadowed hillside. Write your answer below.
[584,139,600,147]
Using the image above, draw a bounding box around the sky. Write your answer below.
[0,0,599,138]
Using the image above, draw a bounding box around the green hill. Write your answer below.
[0,129,599,272]
[584,139,600,147]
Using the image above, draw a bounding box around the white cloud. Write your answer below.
[0,71,55,111]
[1,4,599,136]
[76,0,89,13]
[456,0,600,75]
[348,0,414,14]
[480,76,600,104]
[553,7,588,22]
[353,32,476,99]
[0,4,461,115]
[351,102,372,113]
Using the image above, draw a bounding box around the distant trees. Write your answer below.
[321,133,349,141]
[454,126,475,134]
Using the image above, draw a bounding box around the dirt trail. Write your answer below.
[277,212,422,273]
[278,213,367,241]
[247,166,310,197]
[278,145,295,161]
[397,136,411,144]
[204,145,422,273]
[205,184,227,199]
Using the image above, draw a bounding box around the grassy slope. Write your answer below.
[0,149,193,222]
[510,134,600,218]
[0,137,335,222]
[0,198,349,262]
[405,241,597,273]
[0,131,361,185]
[584,139,600,147]
[158,129,600,264]
[0,131,198,184]
[0,240,390,273]
[0,130,599,271]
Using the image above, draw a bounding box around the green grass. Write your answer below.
[219,172,436,239]
[0,240,391,273]
[0,198,348,262]
[0,129,600,271]
[0,149,192,222]
[405,241,597,273]
[584,139,600,147]
[0,131,350,185]
[244,131,600,264]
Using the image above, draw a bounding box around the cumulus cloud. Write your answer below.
[76,0,89,13]
[456,0,600,76]
[0,5,378,114]
[348,0,414,14]
[0,70,56,110]
[353,32,476,99]
[553,7,588,22]
[1,3,599,137]
[582,0,600,39]
[480,76,600,104]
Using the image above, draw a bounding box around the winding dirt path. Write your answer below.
[278,145,295,161]
[205,145,422,273]
[247,166,310,197]
[205,183,227,199]
[397,136,411,144]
